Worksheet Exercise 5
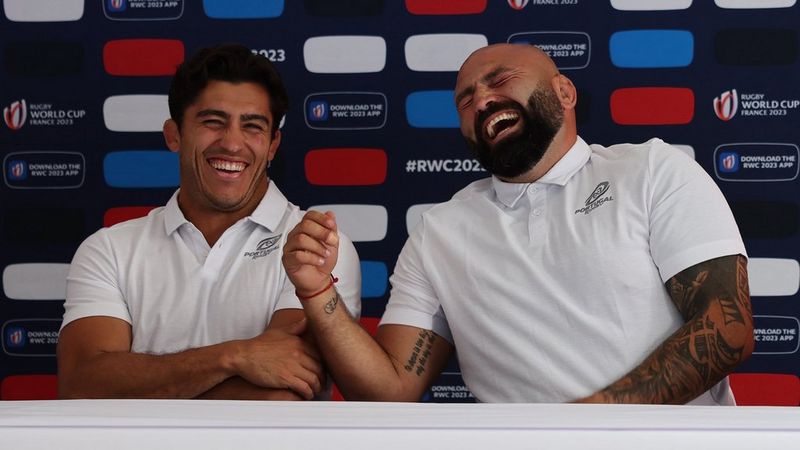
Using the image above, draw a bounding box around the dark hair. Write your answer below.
[168,43,288,135]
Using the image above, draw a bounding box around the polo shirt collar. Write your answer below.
[163,180,288,235]
[493,136,591,208]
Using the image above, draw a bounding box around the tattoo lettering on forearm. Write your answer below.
[403,330,436,376]
[323,292,340,314]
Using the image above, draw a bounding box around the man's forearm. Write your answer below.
[58,341,240,399]
[301,288,429,401]
[580,255,754,404]
[197,376,304,400]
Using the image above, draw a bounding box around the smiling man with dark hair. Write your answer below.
[57,44,360,400]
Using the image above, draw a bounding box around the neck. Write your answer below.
[178,180,268,247]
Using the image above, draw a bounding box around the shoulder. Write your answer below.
[428,177,494,218]
[76,207,166,256]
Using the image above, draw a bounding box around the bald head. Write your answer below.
[457,44,559,88]
[453,43,579,182]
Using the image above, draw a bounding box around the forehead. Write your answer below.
[193,81,272,114]
[457,46,533,87]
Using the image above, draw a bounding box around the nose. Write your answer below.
[218,124,245,152]
[473,84,499,114]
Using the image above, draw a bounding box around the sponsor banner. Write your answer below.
[303,36,386,74]
[715,0,796,8]
[103,0,184,21]
[729,373,800,406]
[0,375,58,400]
[304,148,387,186]
[507,32,591,70]
[104,151,179,188]
[405,0,486,15]
[104,206,158,227]
[2,263,69,300]
[609,30,694,68]
[2,99,87,131]
[714,143,798,182]
[405,34,487,72]
[712,88,799,121]
[2,208,85,244]
[304,0,384,16]
[304,92,387,130]
[715,29,797,66]
[406,203,438,235]
[610,87,694,125]
[103,39,184,76]
[4,152,84,189]
[2,319,60,356]
[361,261,388,298]
[102,95,169,132]
[406,90,459,128]
[203,0,283,19]
[610,0,692,10]
[753,315,799,355]
[749,258,799,297]
[308,204,387,242]
[423,373,476,403]
[4,41,84,77]
[3,0,83,21]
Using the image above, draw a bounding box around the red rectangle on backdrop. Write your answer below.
[103,39,184,76]
[104,206,157,227]
[305,148,387,186]
[1,375,57,400]
[610,87,694,125]
[729,373,800,406]
[405,0,486,15]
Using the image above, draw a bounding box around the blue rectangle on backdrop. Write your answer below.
[203,0,284,18]
[361,261,388,298]
[406,90,459,128]
[609,30,694,68]
[104,151,179,188]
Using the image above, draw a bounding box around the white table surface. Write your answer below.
[0,400,798,449]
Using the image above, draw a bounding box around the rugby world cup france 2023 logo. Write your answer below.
[714,89,738,122]
[4,100,27,130]
[508,0,529,9]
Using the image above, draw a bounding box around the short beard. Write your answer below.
[466,86,564,179]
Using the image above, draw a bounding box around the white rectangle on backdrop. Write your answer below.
[405,34,487,72]
[103,95,170,132]
[303,36,386,74]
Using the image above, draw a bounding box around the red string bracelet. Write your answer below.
[296,274,339,301]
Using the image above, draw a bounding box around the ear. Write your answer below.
[267,129,281,162]
[552,74,577,110]
[163,119,181,153]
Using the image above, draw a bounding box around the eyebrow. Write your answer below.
[455,65,512,106]
[196,109,270,125]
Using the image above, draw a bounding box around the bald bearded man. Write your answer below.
[282,44,753,404]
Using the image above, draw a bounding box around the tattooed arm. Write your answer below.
[577,254,754,404]
[282,211,454,401]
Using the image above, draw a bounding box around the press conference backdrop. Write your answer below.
[1,0,798,405]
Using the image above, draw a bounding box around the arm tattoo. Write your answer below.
[403,330,436,377]
[601,255,753,404]
[323,291,340,314]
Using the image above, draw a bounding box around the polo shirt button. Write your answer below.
[532,208,542,216]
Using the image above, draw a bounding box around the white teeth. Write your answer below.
[486,112,519,139]
[210,159,246,172]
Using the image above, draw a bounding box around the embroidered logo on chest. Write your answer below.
[574,181,614,215]
[243,234,282,260]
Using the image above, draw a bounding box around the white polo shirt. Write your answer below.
[382,137,745,404]
[62,180,361,355]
